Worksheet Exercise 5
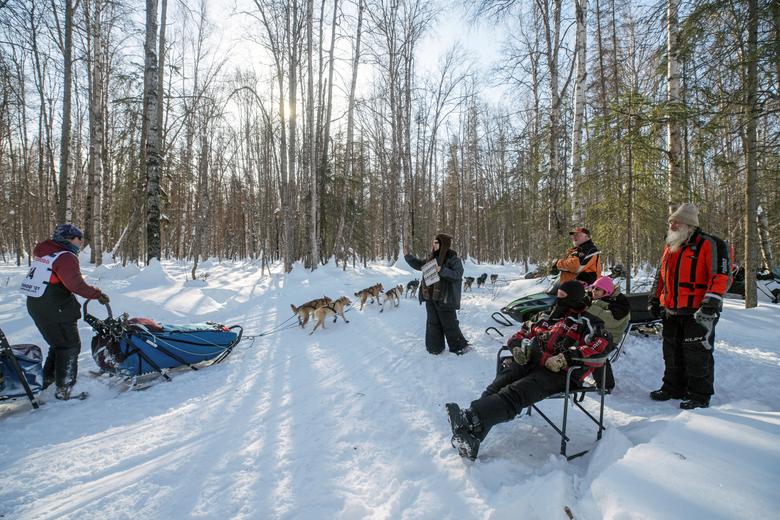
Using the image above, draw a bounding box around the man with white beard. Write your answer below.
[648,203,732,409]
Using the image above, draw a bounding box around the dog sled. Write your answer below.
[0,327,44,409]
[85,300,242,387]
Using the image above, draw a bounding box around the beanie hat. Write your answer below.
[588,276,615,296]
[556,280,587,309]
[52,223,83,241]
[669,203,699,227]
[434,233,452,265]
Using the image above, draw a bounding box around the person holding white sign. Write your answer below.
[404,233,469,355]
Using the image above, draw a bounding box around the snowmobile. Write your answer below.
[84,300,242,387]
[488,277,660,337]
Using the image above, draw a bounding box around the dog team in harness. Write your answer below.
[4,204,733,463]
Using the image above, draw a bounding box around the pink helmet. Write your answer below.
[588,276,615,296]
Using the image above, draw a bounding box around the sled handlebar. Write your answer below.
[83,298,113,320]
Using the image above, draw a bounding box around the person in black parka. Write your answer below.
[404,233,469,355]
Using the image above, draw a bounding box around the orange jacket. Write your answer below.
[652,229,732,313]
[556,239,602,285]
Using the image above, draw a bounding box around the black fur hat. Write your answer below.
[434,233,452,265]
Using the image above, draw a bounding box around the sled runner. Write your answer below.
[84,300,242,385]
[0,327,43,409]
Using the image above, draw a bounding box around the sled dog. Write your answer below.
[381,285,404,312]
[463,276,475,292]
[406,280,420,298]
[291,296,333,327]
[311,296,352,334]
[476,273,488,288]
[354,283,384,311]
[490,274,499,286]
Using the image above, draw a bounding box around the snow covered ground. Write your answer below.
[1,254,779,520]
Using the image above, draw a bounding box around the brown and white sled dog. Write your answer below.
[310,296,352,334]
[290,296,333,328]
[354,283,384,311]
[381,284,404,312]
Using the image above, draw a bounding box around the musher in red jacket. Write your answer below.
[21,224,109,400]
[648,203,731,410]
[445,280,611,460]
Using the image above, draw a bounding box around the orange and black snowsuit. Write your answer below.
[651,229,731,314]
[650,228,731,403]
[556,239,602,285]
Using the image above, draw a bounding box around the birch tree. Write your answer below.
[144,0,162,262]
[570,0,587,220]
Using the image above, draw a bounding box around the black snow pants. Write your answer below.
[32,320,81,389]
[660,313,717,402]
[424,301,468,354]
[468,360,575,441]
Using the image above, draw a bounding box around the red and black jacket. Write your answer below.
[651,229,732,314]
[508,310,611,381]
[26,240,104,324]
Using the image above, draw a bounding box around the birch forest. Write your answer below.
[0,0,777,300]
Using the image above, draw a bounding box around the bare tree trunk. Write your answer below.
[334,0,363,269]
[157,0,168,160]
[743,0,758,309]
[56,0,74,223]
[667,0,684,210]
[306,0,317,270]
[319,0,338,263]
[285,1,301,272]
[757,205,774,270]
[144,0,162,262]
[90,0,104,266]
[571,0,587,221]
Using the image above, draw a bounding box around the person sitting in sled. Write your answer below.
[21,224,109,400]
[445,280,611,460]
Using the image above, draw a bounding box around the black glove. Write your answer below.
[97,293,110,305]
[549,261,560,275]
[648,298,664,320]
[694,296,720,324]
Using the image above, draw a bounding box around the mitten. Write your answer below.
[97,293,110,305]
[544,353,568,373]
[511,338,533,365]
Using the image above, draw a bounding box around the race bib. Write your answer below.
[19,251,68,298]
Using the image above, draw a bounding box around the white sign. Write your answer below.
[421,259,440,286]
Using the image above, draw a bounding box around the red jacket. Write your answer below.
[26,240,103,324]
[33,240,103,299]
[652,229,731,313]
[509,310,610,381]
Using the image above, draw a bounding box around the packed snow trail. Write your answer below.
[1,257,779,519]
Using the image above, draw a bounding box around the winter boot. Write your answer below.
[445,403,481,461]
[680,398,709,410]
[55,385,72,401]
[650,388,684,401]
